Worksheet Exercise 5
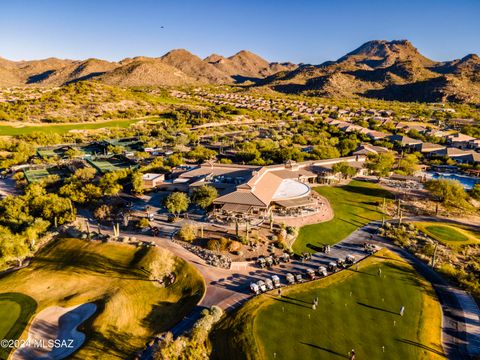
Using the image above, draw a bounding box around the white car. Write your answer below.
[250,282,260,295]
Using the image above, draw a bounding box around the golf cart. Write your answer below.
[295,273,304,283]
[265,256,274,268]
[257,257,266,268]
[265,278,274,290]
[271,275,281,288]
[365,243,380,254]
[327,261,337,272]
[250,282,260,295]
[272,254,280,265]
[257,280,267,292]
[318,266,328,277]
[345,254,356,265]
[306,268,316,280]
[280,253,290,263]
[286,273,295,285]
[302,252,312,261]
[336,258,346,269]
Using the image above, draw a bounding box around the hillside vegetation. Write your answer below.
[0,237,205,359]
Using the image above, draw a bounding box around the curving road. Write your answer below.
[91,217,480,360]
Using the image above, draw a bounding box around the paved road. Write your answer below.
[89,216,480,360]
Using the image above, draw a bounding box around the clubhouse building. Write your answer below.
[172,156,366,219]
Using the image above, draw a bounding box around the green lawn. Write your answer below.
[0,119,140,136]
[413,222,480,247]
[0,238,205,359]
[0,293,37,358]
[294,180,393,253]
[211,250,444,360]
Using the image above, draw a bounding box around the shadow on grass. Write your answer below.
[396,338,444,356]
[299,342,349,358]
[141,293,202,334]
[341,184,394,199]
[281,295,312,305]
[270,296,312,309]
[356,301,400,315]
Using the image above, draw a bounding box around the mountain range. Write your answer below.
[1,40,479,104]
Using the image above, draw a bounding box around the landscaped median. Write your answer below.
[210,249,445,360]
[0,237,205,359]
[293,180,394,253]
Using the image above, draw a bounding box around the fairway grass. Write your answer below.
[0,238,205,359]
[0,119,140,136]
[294,180,393,253]
[211,249,444,360]
[413,222,480,247]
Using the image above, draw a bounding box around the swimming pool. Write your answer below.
[426,172,480,189]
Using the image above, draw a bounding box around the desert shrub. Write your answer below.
[137,218,150,229]
[228,241,242,252]
[286,225,298,236]
[178,224,197,242]
[207,239,221,251]
[207,237,230,251]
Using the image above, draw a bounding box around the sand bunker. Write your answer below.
[13,303,97,360]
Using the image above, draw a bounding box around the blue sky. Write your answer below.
[1,0,479,64]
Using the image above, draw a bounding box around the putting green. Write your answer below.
[414,222,480,247]
[211,250,444,360]
[0,300,21,338]
[0,293,37,359]
[294,180,393,253]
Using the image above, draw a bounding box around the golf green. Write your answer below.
[211,250,444,360]
[0,293,37,359]
[425,225,468,242]
[294,180,393,253]
[413,222,480,247]
[0,300,21,339]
